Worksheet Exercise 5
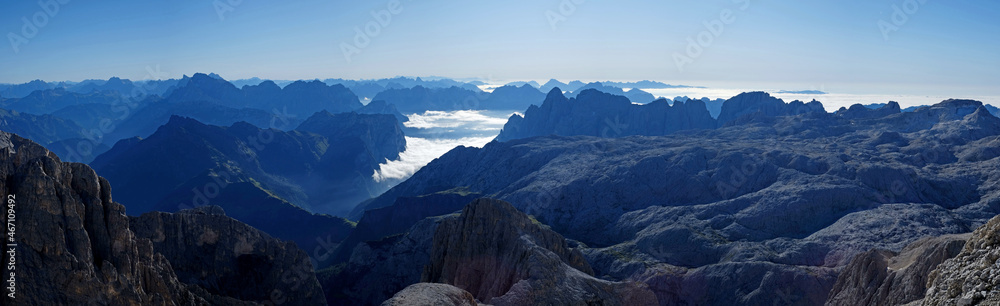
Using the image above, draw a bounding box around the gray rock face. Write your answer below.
[924,214,1000,305]
[836,102,902,120]
[717,91,825,126]
[0,131,213,304]
[332,189,481,264]
[355,98,1000,305]
[380,283,481,306]
[129,206,327,305]
[321,216,445,305]
[423,199,657,305]
[825,234,969,306]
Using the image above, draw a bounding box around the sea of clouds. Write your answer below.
[372,109,515,183]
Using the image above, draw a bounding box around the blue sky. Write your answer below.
[1,0,997,96]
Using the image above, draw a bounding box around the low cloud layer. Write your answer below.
[404,110,511,131]
[373,136,495,183]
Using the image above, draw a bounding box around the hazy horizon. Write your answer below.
[2,1,997,97]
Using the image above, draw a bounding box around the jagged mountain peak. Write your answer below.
[545,86,565,97]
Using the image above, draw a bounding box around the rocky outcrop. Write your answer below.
[923,214,1000,305]
[836,102,902,120]
[495,88,715,141]
[717,91,825,126]
[495,90,829,142]
[0,131,219,304]
[825,234,969,306]
[423,198,657,305]
[380,283,481,306]
[332,189,481,264]
[321,216,445,305]
[130,206,327,305]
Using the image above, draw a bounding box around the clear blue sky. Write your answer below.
[1,0,997,96]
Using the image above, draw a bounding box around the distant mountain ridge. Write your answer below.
[92,112,404,217]
[168,73,362,116]
[90,112,406,266]
[497,89,829,141]
[496,88,715,141]
[567,82,657,103]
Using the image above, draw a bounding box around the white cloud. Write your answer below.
[404,110,511,131]
[372,136,495,183]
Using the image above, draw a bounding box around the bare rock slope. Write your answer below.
[423,198,658,305]
[0,131,210,304]
[923,214,1000,305]
[826,233,969,306]
[0,131,325,305]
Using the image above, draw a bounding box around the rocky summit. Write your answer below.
[130,205,327,305]
[423,198,657,305]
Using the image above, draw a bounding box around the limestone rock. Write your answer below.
[0,131,208,304]
[825,234,968,306]
[924,214,1000,305]
[380,283,481,306]
[423,198,657,305]
[130,206,327,305]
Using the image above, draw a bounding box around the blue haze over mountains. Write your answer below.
[5,73,1000,305]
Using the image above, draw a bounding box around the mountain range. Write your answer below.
[341,95,1000,304]
[88,111,405,266]
[5,72,1000,305]
[496,89,823,141]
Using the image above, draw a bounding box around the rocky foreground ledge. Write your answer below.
[0,131,325,305]
[829,212,1000,306]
